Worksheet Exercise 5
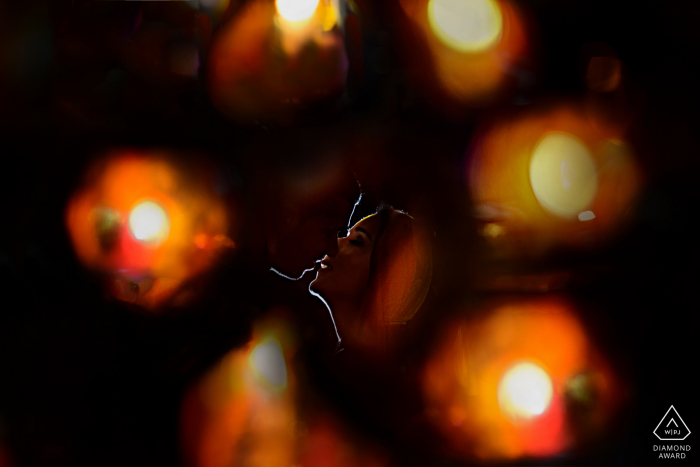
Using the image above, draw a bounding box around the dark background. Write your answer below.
[0,0,698,465]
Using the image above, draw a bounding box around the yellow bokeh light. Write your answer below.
[128,200,170,244]
[276,0,320,22]
[249,338,288,391]
[427,0,503,53]
[529,132,598,219]
[498,362,553,419]
[483,222,504,238]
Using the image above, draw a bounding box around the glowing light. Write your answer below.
[482,222,504,238]
[498,362,553,419]
[427,0,503,52]
[276,0,319,22]
[128,200,170,244]
[529,132,598,219]
[249,338,288,390]
[578,210,596,221]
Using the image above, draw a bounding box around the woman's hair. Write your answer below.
[356,206,433,329]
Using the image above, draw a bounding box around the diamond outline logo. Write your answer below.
[653,405,691,441]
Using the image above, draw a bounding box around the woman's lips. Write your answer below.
[320,259,333,271]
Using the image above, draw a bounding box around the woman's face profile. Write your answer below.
[310,214,382,309]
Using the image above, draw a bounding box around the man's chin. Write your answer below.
[270,267,302,280]
[270,265,316,281]
[309,274,321,291]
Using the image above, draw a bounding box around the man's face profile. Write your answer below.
[268,194,356,279]
[258,138,360,280]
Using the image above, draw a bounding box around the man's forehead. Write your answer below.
[311,196,356,223]
[287,161,359,223]
[287,157,358,196]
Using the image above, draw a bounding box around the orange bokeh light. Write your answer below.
[422,296,621,460]
[399,0,530,108]
[468,102,642,256]
[181,319,297,467]
[180,315,388,467]
[207,0,350,126]
[65,151,232,309]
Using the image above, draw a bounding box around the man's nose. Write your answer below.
[325,236,340,257]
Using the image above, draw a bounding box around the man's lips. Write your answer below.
[320,259,333,271]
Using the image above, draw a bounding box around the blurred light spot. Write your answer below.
[427,0,503,52]
[321,1,338,31]
[578,210,595,221]
[194,233,208,249]
[250,338,288,390]
[585,56,621,93]
[498,362,553,419]
[276,0,319,22]
[482,222,504,238]
[530,132,598,219]
[128,201,170,244]
[213,234,236,249]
